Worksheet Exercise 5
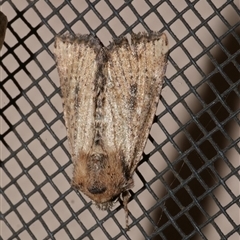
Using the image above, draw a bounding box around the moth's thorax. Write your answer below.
[72,150,133,208]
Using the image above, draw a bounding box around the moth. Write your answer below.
[54,31,168,228]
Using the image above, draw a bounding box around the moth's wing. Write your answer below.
[54,35,102,162]
[105,32,168,174]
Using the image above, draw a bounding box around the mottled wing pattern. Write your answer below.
[54,35,102,162]
[105,32,168,174]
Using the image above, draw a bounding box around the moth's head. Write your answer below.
[72,151,134,209]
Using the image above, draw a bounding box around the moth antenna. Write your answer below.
[122,191,130,230]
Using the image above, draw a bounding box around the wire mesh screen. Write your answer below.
[1,0,239,239]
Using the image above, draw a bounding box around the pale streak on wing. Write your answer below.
[105,32,168,173]
[54,36,99,162]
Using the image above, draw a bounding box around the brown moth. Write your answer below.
[0,12,8,51]
[54,31,168,228]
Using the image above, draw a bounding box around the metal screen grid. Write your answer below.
[1,0,240,239]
